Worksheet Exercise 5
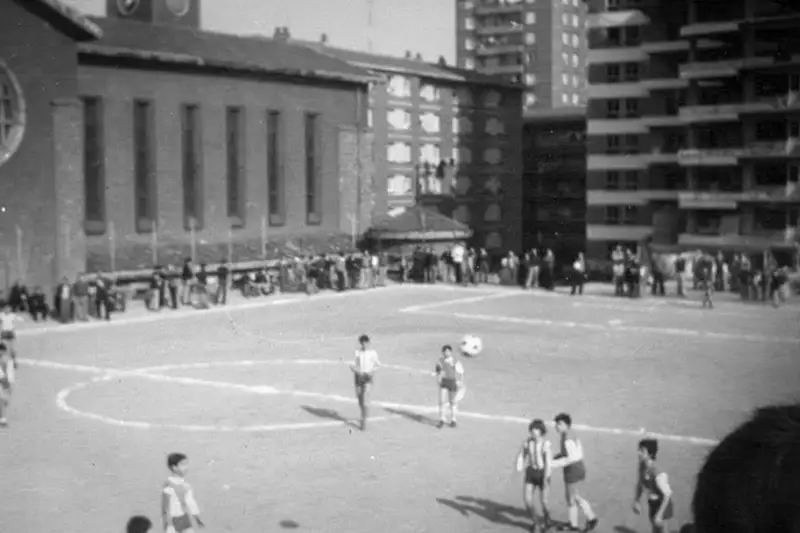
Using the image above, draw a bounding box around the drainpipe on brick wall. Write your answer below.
[355,87,363,243]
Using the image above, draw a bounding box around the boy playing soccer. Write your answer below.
[347,334,380,431]
[0,344,16,427]
[435,345,464,428]
[551,413,599,532]
[516,418,553,532]
[0,304,21,368]
[633,439,674,533]
[162,453,204,533]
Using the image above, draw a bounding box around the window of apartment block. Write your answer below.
[572,34,580,47]
[623,205,638,225]
[572,93,579,105]
[607,100,620,118]
[607,65,620,82]
[572,75,580,87]
[562,73,570,85]
[625,99,639,117]
[562,52,569,65]
[562,93,569,104]
[82,96,105,234]
[562,32,569,45]
[525,12,536,24]
[465,39,475,50]
[133,99,157,233]
[571,54,579,67]
[625,26,640,46]
[605,206,620,224]
[225,106,245,227]
[624,134,639,152]
[608,28,621,46]
[181,104,203,230]
[465,17,475,29]
[607,135,620,152]
[304,112,321,225]
[623,63,639,81]
[267,110,284,226]
[562,13,569,25]
[571,14,579,27]
[607,171,620,189]
[624,171,638,190]
[525,33,536,44]
[525,74,536,85]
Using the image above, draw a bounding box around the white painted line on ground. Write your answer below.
[572,300,795,318]
[21,357,719,445]
[399,292,520,313]
[412,310,800,345]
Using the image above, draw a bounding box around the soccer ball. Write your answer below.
[460,335,483,357]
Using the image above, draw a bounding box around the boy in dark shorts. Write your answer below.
[552,413,598,532]
[347,334,380,430]
[516,418,553,532]
[435,345,464,428]
[633,438,674,533]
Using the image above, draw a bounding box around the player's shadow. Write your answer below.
[614,527,637,533]
[300,405,359,430]
[436,495,531,530]
[279,519,300,529]
[383,407,439,427]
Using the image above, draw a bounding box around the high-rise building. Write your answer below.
[456,0,588,110]
[585,0,800,261]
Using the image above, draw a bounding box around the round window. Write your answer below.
[0,60,26,168]
[166,0,191,16]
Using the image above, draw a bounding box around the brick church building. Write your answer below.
[0,0,377,291]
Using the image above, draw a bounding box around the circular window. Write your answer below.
[116,0,140,15]
[166,0,191,16]
[0,61,26,168]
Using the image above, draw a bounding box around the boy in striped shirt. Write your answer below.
[435,345,464,428]
[348,334,380,431]
[162,453,204,533]
[551,413,598,532]
[516,418,553,532]
[0,344,15,427]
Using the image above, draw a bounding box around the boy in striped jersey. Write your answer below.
[348,334,380,431]
[551,413,598,532]
[435,345,464,429]
[516,418,553,532]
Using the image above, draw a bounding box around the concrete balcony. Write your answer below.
[587,154,649,171]
[679,187,800,209]
[587,224,653,241]
[645,151,681,165]
[587,118,648,135]
[587,10,650,29]
[587,46,647,65]
[680,57,775,80]
[641,38,725,55]
[678,229,798,250]
[679,20,741,38]
[678,192,741,210]
[474,2,524,15]
[641,115,685,128]
[679,141,800,166]
[476,24,523,36]
[640,78,689,91]
[478,63,524,75]
[678,104,740,123]
[474,44,526,56]
[587,190,679,206]
[588,82,649,99]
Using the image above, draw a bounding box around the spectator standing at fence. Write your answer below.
[216,259,230,306]
[54,276,73,323]
[165,266,179,309]
[180,259,195,306]
[195,264,209,308]
[674,255,686,297]
[28,286,49,321]
[570,253,586,296]
[8,281,28,313]
[73,274,90,321]
[452,243,465,285]
[94,276,112,320]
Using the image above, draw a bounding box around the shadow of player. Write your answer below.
[383,407,439,427]
[300,405,359,430]
[614,526,638,533]
[436,495,531,530]
[279,519,300,529]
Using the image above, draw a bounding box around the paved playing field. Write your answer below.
[4,285,799,533]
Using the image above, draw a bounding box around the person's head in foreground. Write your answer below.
[692,403,800,533]
[358,334,370,350]
[167,453,189,477]
[638,438,659,465]
[126,515,152,533]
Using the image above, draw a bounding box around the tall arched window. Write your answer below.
[0,61,25,167]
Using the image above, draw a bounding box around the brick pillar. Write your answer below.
[338,127,376,240]
[52,98,87,284]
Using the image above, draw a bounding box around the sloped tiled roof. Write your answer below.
[298,42,518,88]
[78,17,377,85]
[15,0,102,41]
[369,205,472,239]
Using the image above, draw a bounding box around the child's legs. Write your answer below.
[522,483,537,518]
[447,389,458,420]
[438,387,449,420]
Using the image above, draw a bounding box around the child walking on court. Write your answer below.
[0,304,21,368]
[633,438,674,533]
[435,344,464,428]
[346,334,380,431]
[516,418,553,532]
[551,413,599,532]
[0,344,16,427]
[162,453,205,533]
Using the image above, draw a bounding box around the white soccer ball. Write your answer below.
[460,335,483,357]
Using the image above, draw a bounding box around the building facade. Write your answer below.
[299,40,526,254]
[0,0,376,290]
[585,0,800,260]
[523,108,587,262]
[456,0,588,110]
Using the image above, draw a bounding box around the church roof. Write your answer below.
[78,17,378,86]
[15,0,102,41]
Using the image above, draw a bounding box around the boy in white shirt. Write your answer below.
[435,345,464,428]
[0,344,16,427]
[0,304,21,368]
[551,413,598,532]
[162,453,204,533]
[347,334,380,431]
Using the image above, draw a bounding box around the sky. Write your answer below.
[64,0,456,62]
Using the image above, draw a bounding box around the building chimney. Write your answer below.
[415,52,423,60]
[273,26,290,41]
[320,33,328,44]
[405,50,413,59]
[437,55,447,66]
